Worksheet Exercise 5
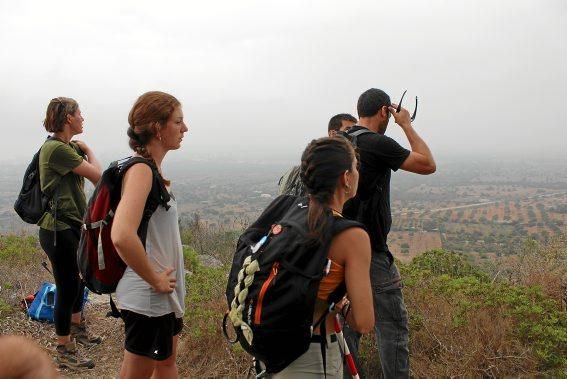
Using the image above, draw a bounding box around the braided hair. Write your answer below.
[300,136,356,241]
[43,97,79,133]
[127,91,180,184]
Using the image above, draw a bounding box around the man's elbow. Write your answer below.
[424,162,436,174]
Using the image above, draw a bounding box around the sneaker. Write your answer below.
[56,340,95,369]
[71,321,102,347]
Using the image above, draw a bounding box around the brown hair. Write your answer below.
[300,136,357,241]
[43,97,79,133]
[127,91,181,186]
[127,91,181,159]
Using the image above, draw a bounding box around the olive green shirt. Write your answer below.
[37,139,85,231]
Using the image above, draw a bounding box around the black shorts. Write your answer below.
[121,310,183,361]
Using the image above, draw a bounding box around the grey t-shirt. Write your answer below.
[116,195,186,318]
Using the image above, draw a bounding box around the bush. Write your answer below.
[401,250,567,376]
[180,251,249,377]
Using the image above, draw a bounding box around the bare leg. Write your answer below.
[120,349,156,379]
[151,336,181,379]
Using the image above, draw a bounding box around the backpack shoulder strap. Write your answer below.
[118,157,171,210]
[331,216,365,236]
[346,128,375,147]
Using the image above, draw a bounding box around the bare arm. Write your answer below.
[71,140,102,185]
[0,335,59,379]
[389,104,436,175]
[332,228,374,333]
[110,163,175,294]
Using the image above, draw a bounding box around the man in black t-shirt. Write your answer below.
[342,88,436,379]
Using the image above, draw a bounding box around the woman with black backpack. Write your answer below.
[274,136,374,378]
[111,91,188,379]
[38,97,102,369]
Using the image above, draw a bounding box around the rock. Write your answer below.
[198,254,223,268]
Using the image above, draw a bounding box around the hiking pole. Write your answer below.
[334,314,359,379]
[41,261,53,276]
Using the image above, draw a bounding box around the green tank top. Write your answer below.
[37,138,86,231]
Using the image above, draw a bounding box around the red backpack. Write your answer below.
[77,157,170,300]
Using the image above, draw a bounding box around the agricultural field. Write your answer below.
[391,183,567,260]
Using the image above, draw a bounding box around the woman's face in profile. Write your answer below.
[68,108,84,135]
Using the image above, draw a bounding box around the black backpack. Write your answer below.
[14,137,56,224]
[277,165,306,197]
[223,195,362,374]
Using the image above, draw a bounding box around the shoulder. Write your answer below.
[41,140,83,168]
[121,162,153,189]
[331,225,370,246]
[366,133,398,147]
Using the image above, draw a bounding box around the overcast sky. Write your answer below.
[0,0,565,166]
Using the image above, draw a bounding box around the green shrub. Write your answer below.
[183,246,200,272]
[0,234,39,263]
[404,249,489,281]
[184,262,226,339]
[402,250,567,372]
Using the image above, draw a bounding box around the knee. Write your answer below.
[156,354,177,368]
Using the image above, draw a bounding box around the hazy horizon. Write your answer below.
[1,0,565,164]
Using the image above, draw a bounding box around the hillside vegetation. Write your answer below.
[0,228,566,377]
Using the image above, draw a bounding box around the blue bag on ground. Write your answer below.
[27,282,89,322]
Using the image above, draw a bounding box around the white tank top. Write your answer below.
[116,195,186,318]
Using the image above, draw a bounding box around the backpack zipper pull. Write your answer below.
[251,235,268,254]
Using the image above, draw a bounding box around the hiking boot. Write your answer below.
[71,321,102,347]
[56,340,95,369]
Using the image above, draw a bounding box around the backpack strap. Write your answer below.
[117,157,172,244]
[346,128,375,147]
[313,216,364,378]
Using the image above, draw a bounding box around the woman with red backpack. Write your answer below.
[111,91,188,379]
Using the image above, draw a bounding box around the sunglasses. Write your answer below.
[395,90,418,121]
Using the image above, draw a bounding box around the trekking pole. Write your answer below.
[41,261,53,276]
[334,314,359,379]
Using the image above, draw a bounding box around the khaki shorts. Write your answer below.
[269,334,343,379]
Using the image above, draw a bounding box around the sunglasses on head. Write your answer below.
[395,90,418,121]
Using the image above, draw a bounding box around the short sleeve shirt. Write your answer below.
[343,126,410,252]
[37,139,85,231]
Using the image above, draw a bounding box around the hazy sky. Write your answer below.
[1,0,565,165]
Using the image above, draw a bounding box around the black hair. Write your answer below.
[300,136,356,241]
[357,88,391,118]
[328,113,357,132]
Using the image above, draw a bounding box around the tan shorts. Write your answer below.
[269,334,343,379]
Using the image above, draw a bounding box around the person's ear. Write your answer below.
[341,169,350,188]
[329,130,336,137]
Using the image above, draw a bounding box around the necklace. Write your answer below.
[330,208,344,217]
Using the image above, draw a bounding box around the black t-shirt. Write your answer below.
[343,126,410,253]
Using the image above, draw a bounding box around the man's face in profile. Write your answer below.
[339,119,356,132]
[328,118,357,137]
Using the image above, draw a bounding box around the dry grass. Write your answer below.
[407,297,538,377]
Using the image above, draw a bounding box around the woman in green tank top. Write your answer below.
[37,97,102,369]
